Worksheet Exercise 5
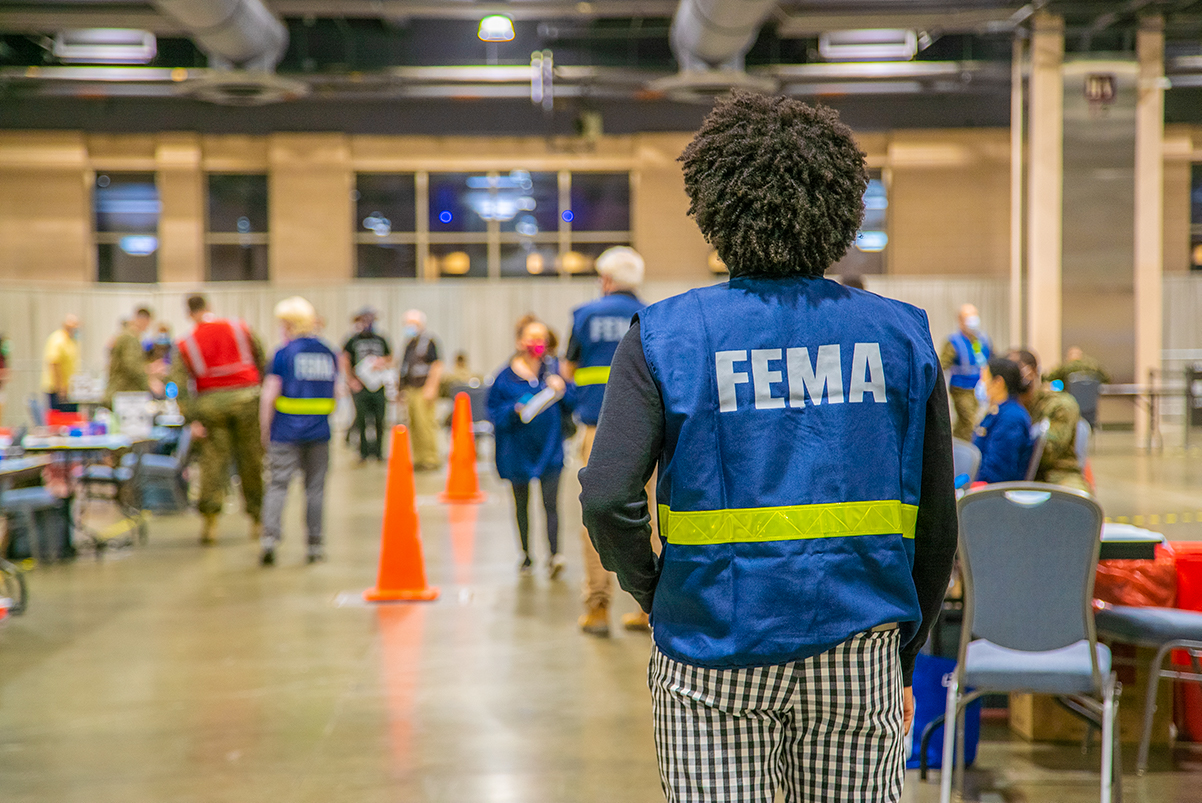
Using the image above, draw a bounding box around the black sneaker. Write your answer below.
[306,547,324,564]
[518,556,534,575]
[260,548,275,567]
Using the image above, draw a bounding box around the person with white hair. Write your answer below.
[564,246,654,636]
[258,296,339,566]
[400,308,443,471]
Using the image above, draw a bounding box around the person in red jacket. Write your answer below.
[170,294,267,545]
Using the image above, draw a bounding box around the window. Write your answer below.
[832,169,887,276]
[356,173,417,278]
[95,172,159,283]
[355,169,633,280]
[1191,165,1202,271]
[207,174,268,281]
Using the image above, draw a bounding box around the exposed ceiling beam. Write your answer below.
[267,1,681,20]
[776,6,1033,36]
[0,9,183,35]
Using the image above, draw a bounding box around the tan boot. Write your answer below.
[199,513,218,545]
[578,602,610,637]
[622,610,652,632]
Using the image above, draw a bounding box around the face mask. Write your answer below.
[403,325,418,339]
[69,329,80,340]
[526,341,547,359]
[965,315,981,333]
[974,379,989,406]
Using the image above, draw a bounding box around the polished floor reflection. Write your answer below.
[0,433,1200,802]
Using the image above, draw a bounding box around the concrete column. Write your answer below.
[1026,13,1063,364]
[268,133,353,284]
[1134,16,1165,443]
[1009,36,1025,350]
[156,133,205,285]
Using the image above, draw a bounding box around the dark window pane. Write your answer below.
[1192,164,1202,225]
[563,242,629,277]
[356,243,417,278]
[208,174,269,233]
[501,243,559,277]
[499,171,559,235]
[569,173,630,231]
[97,242,157,283]
[356,174,416,235]
[95,173,159,233]
[429,243,487,279]
[429,173,488,233]
[209,244,269,281]
[836,170,886,276]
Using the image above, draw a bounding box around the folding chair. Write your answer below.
[1023,418,1051,481]
[952,438,981,487]
[941,483,1119,803]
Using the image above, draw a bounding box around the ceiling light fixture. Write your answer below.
[479,15,515,42]
[818,30,918,62]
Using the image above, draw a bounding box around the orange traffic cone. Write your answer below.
[438,392,487,504]
[364,426,439,603]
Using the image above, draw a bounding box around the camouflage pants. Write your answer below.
[192,386,264,520]
[949,386,980,442]
[1039,468,1091,494]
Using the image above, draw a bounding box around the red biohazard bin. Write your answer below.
[46,410,85,427]
[1173,542,1202,741]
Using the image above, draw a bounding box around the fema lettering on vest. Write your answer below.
[589,316,631,344]
[294,352,336,382]
[715,343,887,413]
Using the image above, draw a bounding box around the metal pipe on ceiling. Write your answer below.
[670,0,780,71]
[152,0,288,70]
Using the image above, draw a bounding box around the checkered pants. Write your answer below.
[649,629,904,803]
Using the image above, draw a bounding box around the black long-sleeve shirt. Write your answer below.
[580,318,959,685]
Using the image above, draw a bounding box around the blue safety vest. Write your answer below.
[947,330,990,389]
[570,291,646,426]
[639,276,939,669]
[270,337,338,443]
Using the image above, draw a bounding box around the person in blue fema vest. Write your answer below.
[580,93,959,803]
[940,303,992,441]
[972,356,1034,484]
[258,297,338,567]
[564,246,654,637]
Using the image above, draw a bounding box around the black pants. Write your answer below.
[353,388,387,460]
[511,471,561,560]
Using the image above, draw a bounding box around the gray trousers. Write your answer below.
[262,440,330,550]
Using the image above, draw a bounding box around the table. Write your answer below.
[0,456,52,611]
[1099,383,1178,450]
[1100,523,1163,561]
[20,435,153,553]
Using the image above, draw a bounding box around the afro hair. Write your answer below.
[679,93,868,278]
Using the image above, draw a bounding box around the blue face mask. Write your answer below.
[403,325,418,339]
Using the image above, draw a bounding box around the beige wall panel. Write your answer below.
[350,134,636,172]
[632,133,710,281]
[887,130,1011,276]
[1163,127,1195,273]
[87,134,157,171]
[268,134,352,283]
[201,135,269,171]
[0,169,91,283]
[0,131,87,169]
[157,134,205,285]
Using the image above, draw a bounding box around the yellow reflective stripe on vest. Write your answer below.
[574,365,611,386]
[659,500,918,545]
[274,397,336,415]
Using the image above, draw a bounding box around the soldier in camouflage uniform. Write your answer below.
[1045,346,1112,387]
[1010,349,1091,493]
[170,295,268,544]
[106,306,165,405]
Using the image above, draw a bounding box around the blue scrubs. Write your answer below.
[973,397,1033,484]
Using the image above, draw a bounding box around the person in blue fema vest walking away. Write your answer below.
[940,303,991,441]
[580,93,959,803]
[564,246,656,637]
[259,297,339,567]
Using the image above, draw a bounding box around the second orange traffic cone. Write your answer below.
[364,426,439,603]
[439,392,487,504]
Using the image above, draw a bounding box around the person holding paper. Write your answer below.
[487,317,577,577]
[341,308,392,464]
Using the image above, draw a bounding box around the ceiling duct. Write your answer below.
[152,0,288,71]
[655,0,779,100]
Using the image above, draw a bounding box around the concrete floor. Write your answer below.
[1,432,1201,802]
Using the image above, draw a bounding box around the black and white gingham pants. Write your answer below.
[649,629,904,803]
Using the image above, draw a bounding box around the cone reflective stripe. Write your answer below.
[438,392,487,504]
[364,426,439,602]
